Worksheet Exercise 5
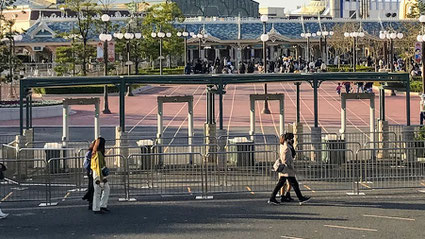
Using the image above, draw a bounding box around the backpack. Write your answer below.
[83,151,92,171]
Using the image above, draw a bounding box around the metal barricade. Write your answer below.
[126,153,204,197]
[294,149,356,192]
[205,150,279,194]
[355,145,425,192]
[0,158,48,202]
[46,154,127,204]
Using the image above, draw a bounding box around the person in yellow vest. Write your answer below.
[91,137,110,214]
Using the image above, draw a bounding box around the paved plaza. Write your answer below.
[1,190,424,239]
[0,82,418,140]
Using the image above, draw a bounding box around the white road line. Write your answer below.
[281,236,304,239]
[165,87,206,150]
[324,224,378,232]
[128,85,182,133]
[363,214,415,221]
[227,85,237,137]
[279,83,311,131]
[318,86,367,135]
[286,83,329,133]
[253,84,267,140]
[162,85,202,135]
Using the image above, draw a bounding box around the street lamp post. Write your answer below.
[260,15,270,114]
[344,30,365,72]
[151,26,171,75]
[316,29,334,65]
[301,32,312,63]
[99,14,112,114]
[177,26,189,66]
[192,27,208,62]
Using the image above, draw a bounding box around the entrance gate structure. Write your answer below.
[157,95,194,142]
[340,93,375,143]
[249,94,285,138]
[62,98,100,144]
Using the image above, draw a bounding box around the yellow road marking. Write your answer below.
[187,187,192,193]
[1,192,13,202]
[324,224,377,232]
[360,182,371,188]
[62,192,71,201]
[363,214,415,221]
[246,186,255,195]
[303,185,316,193]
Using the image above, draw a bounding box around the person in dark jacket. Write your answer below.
[82,141,95,210]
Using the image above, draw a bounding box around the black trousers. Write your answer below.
[82,171,94,204]
[270,176,303,200]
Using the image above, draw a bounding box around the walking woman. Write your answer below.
[0,163,9,219]
[82,141,95,210]
[91,137,110,214]
[268,133,310,205]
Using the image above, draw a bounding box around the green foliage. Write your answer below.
[410,79,423,92]
[63,0,100,75]
[327,65,375,72]
[53,44,95,76]
[415,127,425,141]
[138,67,184,75]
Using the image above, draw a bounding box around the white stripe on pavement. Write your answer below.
[363,214,415,221]
[324,224,377,232]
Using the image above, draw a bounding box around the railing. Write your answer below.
[1,133,425,204]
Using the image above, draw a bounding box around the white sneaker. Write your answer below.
[0,213,9,219]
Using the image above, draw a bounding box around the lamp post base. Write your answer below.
[262,106,271,114]
[102,109,111,114]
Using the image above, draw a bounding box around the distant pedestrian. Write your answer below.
[268,133,311,205]
[82,141,95,210]
[343,82,351,93]
[91,137,110,214]
[336,83,342,95]
[356,82,364,93]
[0,163,9,219]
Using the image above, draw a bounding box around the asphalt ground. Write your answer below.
[0,190,424,239]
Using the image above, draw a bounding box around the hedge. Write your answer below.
[327,65,375,72]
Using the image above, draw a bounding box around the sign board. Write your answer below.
[107,42,115,62]
[415,42,421,63]
[97,42,104,62]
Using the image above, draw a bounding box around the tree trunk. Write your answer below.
[82,39,87,76]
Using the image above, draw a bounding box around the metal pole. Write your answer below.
[313,78,319,128]
[103,27,111,114]
[324,36,328,65]
[390,39,394,72]
[198,38,201,60]
[379,88,385,121]
[9,38,14,98]
[406,75,411,126]
[219,84,224,130]
[19,85,24,135]
[296,82,301,123]
[262,21,270,114]
[307,37,310,63]
[353,37,357,72]
[160,37,163,75]
[184,37,188,66]
[120,79,126,131]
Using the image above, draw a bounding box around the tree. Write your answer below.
[327,22,358,66]
[0,0,17,79]
[64,0,99,75]
[406,1,425,18]
[137,1,185,70]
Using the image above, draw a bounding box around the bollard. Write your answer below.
[311,127,322,162]
[377,120,389,159]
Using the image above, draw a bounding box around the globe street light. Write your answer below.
[192,28,208,61]
[177,26,189,66]
[301,32,312,63]
[380,30,403,72]
[317,29,334,65]
[260,15,270,114]
[151,26,171,75]
[344,30,365,72]
[99,14,112,114]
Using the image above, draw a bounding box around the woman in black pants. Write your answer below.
[82,141,95,210]
[268,133,311,205]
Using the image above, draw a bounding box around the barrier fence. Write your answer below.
[1,133,425,204]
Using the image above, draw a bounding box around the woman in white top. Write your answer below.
[268,133,311,205]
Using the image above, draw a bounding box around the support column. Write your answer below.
[340,96,347,138]
[377,119,389,159]
[406,75,411,126]
[62,104,69,142]
[157,99,163,142]
[279,97,284,136]
[94,101,100,139]
[114,126,128,168]
[311,127,322,162]
[379,88,385,121]
[370,97,376,148]
[402,126,415,162]
[119,81,126,132]
[250,49,255,61]
[313,79,319,128]
[249,96,255,137]
[188,98,194,144]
